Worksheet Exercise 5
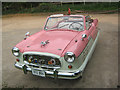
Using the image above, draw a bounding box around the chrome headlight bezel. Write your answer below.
[64,52,76,63]
[12,47,20,57]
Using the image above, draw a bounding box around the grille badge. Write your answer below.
[34,59,38,63]
[38,59,45,64]
[48,59,56,65]
[28,56,33,63]
[28,59,32,63]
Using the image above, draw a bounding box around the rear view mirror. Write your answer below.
[24,32,30,40]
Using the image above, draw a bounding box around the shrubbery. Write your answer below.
[2,2,118,15]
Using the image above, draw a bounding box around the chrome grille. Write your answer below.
[23,54,61,67]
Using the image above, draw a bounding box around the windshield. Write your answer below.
[44,16,84,31]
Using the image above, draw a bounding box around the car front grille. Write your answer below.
[23,54,61,68]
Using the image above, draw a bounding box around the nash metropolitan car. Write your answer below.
[12,13,100,79]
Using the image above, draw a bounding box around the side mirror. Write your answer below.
[25,32,30,37]
[81,34,87,41]
[24,32,30,40]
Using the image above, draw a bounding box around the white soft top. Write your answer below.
[50,14,84,17]
[50,14,64,17]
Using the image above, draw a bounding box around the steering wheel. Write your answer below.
[69,22,83,30]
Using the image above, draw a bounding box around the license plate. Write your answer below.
[32,69,45,77]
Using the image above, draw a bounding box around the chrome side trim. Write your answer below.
[78,30,100,72]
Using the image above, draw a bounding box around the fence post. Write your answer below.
[61,1,62,6]
[109,0,111,5]
[72,2,74,6]
[84,0,85,5]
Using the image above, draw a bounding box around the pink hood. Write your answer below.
[16,30,79,56]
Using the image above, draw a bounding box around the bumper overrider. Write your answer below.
[14,62,82,79]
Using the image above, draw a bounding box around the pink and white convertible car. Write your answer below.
[12,14,100,79]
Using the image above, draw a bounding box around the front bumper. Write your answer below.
[14,63,82,79]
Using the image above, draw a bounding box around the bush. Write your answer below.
[2,2,118,15]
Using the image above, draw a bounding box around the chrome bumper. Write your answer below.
[14,63,82,79]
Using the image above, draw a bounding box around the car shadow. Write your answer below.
[24,72,83,88]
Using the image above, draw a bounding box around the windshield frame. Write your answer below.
[44,15,85,31]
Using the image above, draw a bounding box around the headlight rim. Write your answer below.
[64,52,76,63]
[12,47,20,57]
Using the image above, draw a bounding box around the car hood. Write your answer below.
[16,30,79,56]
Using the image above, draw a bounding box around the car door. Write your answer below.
[81,20,94,62]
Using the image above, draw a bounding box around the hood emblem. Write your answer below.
[41,40,49,47]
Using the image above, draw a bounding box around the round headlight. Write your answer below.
[64,52,76,63]
[12,47,20,57]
